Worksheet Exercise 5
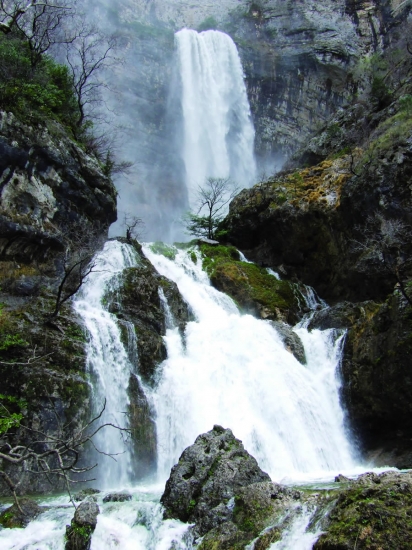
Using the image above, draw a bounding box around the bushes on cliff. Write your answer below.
[0,33,78,125]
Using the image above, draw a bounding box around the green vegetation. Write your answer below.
[198,17,219,32]
[0,304,27,353]
[0,33,78,128]
[149,242,177,261]
[200,244,299,320]
[0,393,26,435]
[316,481,412,549]
[184,177,239,240]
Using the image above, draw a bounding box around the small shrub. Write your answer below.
[198,17,218,32]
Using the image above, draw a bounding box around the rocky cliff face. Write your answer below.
[89,0,411,197]
[0,112,117,496]
[227,0,409,165]
[0,111,117,266]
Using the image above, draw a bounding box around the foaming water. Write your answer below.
[269,506,322,550]
[0,487,193,550]
[73,240,139,488]
[143,245,358,482]
[175,29,256,205]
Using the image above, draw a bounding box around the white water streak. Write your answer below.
[143,246,357,482]
[176,29,256,206]
[269,506,322,550]
[74,240,138,487]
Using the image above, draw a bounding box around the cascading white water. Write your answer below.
[73,240,139,488]
[175,29,257,206]
[0,241,364,549]
[143,246,357,483]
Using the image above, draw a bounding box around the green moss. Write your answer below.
[149,242,177,261]
[187,499,196,514]
[361,108,412,166]
[190,251,198,264]
[198,16,219,32]
[0,511,14,528]
[200,244,298,319]
[316,482,412,549]
[64,323,86,343]
[233,494,273,537]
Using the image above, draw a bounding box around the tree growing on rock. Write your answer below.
[48,220,105,319]
[0,0,76,67]
[184,177,239,240]
[122,212,144,243]
[0,400,127,511]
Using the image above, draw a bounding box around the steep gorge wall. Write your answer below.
[89,0,410,194]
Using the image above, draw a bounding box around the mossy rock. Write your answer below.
[0,498,43,528]
[200,244,300,323]
[314,472,412,549]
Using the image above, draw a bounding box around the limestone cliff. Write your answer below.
[0,112,117,495]
[0,111,117,266]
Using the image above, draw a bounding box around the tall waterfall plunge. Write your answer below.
[175,29,257,206]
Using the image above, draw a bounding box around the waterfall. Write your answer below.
[143,246,357,483]
[0,241,362,549]
[175,29,257,206]
[73,240,139,488]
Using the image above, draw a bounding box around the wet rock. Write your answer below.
[114,256,191,384]
[341,292,412,465]
[0,498,43,528]
[102,492,132,503]
[161,425,270,534]
[65,498,99,550]
[73,489,101,502]
[334,474,350,483]
[315,471,412,549]
[128,373,157,479]
[269,321,306,364]
[308,302,369,331]
[200,244,301,324]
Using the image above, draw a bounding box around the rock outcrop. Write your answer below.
[160,426,309,548]
[65,498,100,550]
[315,471,412,549]
[161,425,270,530]
[199,243,302,323]
[224,54,412,461]
[0,111,116,265]
[0,110,116,496]
[104,239,192,479]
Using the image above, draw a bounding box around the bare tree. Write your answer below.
[353,213,412,306]
[0,1,76,67]
[65,28,119,132]
[0,400,128,510]
[123,213,144,243]
[48,220,105,319]
[185,177,239,240]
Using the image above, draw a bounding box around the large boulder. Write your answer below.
[161,425,271,533]
[65,498,100,550]
[161,426,304,548]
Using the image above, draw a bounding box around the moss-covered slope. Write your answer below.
[200,244,301,323]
